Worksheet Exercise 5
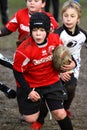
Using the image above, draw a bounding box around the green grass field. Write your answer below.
[0,0,87,49]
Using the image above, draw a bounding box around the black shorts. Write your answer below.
[17,81,67,115]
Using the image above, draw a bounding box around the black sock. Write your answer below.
[57,116,73,130]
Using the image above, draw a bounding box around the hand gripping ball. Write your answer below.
[52,45,71,72]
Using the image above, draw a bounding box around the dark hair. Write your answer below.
[30,12,50,34]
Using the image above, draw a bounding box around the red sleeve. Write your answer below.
[5,12,19,32]
[13,50,26,72]
[13,38,32,72]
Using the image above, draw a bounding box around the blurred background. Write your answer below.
[0,0,87,49]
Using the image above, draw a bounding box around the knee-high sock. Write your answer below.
[57,116,73,130]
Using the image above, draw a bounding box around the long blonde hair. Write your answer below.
[61,1,82,19]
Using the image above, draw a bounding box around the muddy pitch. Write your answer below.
[0,45,87,130]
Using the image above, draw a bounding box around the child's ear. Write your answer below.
[77,17,80,24]
[42,2,46,9]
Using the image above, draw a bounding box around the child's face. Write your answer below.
[26,0,45,14]
[32,28,47,44]
[62,7,80,33]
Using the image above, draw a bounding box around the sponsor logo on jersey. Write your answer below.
[33,55,52,65]
[20,24,30,32]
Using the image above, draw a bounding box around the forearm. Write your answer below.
[0,27,12,36]
[0,53,13,69]
[13,69,31,95]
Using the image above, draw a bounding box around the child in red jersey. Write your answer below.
[13,12,74,130]
[0,0,59,46]
[0,0,59,116]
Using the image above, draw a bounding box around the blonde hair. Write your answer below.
[61,1,82,18]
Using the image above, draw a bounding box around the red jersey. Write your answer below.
[6,8,59,41]
[13,33,63,88]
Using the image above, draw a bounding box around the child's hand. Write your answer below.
[60,71,73,82]
[28,90,41,102]
[61,58,75,72]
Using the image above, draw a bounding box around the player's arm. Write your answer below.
[13,69,40,102]
[61,56,77,72]
[13,68,31,95]
[0,27,12,36]
[0,53,13,69]
[0,82,16,99]
[60,56,77,82]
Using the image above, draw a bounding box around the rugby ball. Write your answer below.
[52,45,71,72]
